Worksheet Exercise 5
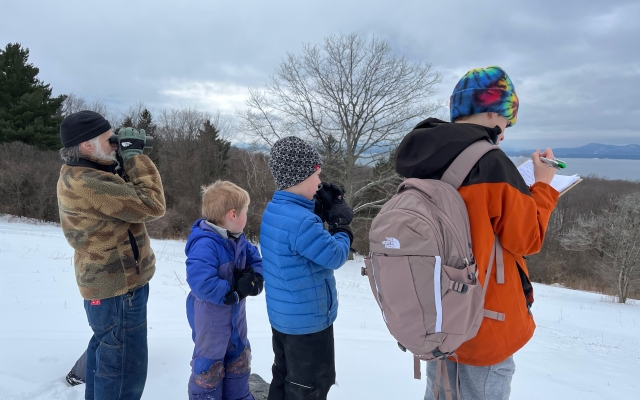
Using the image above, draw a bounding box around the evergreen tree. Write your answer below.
[121,116,134,128]
[136,109,156,137]
[135,108,160,166]
[198,120,230,182]
[0,43,66,150]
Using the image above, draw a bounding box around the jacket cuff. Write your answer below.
[530,181,560,209]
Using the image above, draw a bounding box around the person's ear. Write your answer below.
[80,141,93,153]
[228,209,237,221]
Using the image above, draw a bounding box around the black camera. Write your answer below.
[108,133,154,149]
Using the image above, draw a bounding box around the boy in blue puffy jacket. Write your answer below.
[260,136,354,400]
[185,180,264,400]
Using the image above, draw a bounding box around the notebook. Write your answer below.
[517,159,582,195]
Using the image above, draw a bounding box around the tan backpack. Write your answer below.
[362,141,507,398]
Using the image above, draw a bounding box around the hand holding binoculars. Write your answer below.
[315,182,345,209]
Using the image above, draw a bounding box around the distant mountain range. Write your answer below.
[506,143,640,160]
[235,141,640,160]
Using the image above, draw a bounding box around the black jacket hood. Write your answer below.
[395,118,503,179]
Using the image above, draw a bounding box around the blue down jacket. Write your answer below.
[260,191,350,335]
[185,219,263,375]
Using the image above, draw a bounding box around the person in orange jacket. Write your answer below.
[395,66,559,400]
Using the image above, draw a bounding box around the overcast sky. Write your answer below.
[2,0,639,149]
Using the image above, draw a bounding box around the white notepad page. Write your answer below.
[517,160,581,193]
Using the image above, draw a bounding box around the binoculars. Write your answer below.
[108,133,154,149]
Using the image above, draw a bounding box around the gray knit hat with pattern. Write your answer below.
[268,136,322,191]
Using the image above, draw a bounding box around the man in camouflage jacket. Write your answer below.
[57,110,165,400]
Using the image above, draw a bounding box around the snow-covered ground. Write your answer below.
[1,216,639,399]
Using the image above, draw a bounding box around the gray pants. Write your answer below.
[424,356,515,400]
[70,350,87,380]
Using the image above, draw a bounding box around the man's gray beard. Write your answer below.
[94,147,117,162]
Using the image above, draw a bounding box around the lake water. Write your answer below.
[509,157,640,181]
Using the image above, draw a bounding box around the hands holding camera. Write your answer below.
[314,182,354,245]
[223,267,264,305]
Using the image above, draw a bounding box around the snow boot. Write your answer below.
[66,370,85,386]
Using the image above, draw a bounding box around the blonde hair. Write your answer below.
[201,180,250,225]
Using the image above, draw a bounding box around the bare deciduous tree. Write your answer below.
[120,101,148,128]
[560,192,640,303]
[145,107,235,237]
[61,93,88,115]
[227,146,275,241]
[237,32,442,209]
[0,142,60,222]
[352,149,403,214]
[61,93,121,126]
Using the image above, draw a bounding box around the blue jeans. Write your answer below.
[84,284,149,400]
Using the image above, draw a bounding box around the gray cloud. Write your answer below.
[2,0,638,149]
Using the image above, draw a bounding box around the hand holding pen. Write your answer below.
[532,148,558,185]
[539,157,566,169]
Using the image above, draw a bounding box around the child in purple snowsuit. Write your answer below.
[185,181,264,400]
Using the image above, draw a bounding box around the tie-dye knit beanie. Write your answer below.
[449,66,519,127]
[268,136,322,191]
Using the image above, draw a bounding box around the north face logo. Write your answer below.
[121,141,132,147]
[382,237,400,249]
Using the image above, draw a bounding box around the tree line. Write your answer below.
[1,36,639,303]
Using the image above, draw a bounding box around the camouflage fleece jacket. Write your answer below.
[57,154,166,300]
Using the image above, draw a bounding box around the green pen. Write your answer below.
[539,157,567,169]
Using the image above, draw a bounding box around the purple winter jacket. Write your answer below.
[185,219,263,372]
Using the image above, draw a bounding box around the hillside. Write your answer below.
[1,216,639,399]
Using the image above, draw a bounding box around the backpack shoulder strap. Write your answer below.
[441,140,501,189]
[484,235,506,321]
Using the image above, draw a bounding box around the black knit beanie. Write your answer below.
[268,136,322,191]
[60,110,111,148]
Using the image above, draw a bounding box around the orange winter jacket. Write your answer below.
[395,118,559,366]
